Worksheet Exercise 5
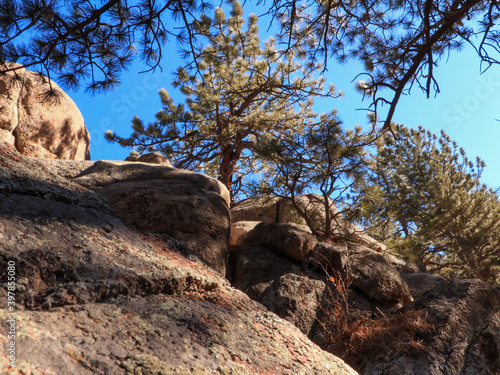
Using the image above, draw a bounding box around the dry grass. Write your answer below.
[328,309,434,371]
[314,250,435,373]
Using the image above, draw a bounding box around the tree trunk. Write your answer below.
[218,136,250,204]
[219,146,235,203]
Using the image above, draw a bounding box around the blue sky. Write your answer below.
[69,5,500,192]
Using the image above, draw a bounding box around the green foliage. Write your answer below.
[2,0,500,128]
[2,0,500,129]
[253,117,371,238]
[107,1,339,202]
[356,124,500,284]
[275,0,500,129]
[0,0,211,93]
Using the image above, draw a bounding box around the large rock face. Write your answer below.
[0,142,358,375]
[0,62,90,160]
[242,222,319,262]
[312,242,413,304]
[231,196,280,223]
[73,160,231,275]
[232,221,412,305]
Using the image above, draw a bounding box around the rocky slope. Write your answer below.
[229,195,500,375]
[0,142,357,374]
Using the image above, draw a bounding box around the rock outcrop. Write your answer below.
[125,151,173,167]
[230,197,411,306]
[0,62,90,160]
[361,278,500,375]
[73,159,231,275]
[231,194,387,252]
[228,196,500,375]
[231,196,280,223]
[0,142,357,374]
[1,120,499,375]
[231,194,341,230]
[241,222,319,262]
[230,246,327,341]
[402,271,447,299]
[32,154,231,275]
[312,242,412,304]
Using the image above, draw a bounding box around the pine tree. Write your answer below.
[253,116,370,239]
[2,0,500,132]
[274,0,500,131]
[107,1,339,203]
[0,0,211,93]
[2,0,500,128]
[356,124,500,284]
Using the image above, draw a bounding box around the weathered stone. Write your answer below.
[230,247,278,301]
[244,222,318,262]
[273,272,327,334]
[0,144,106,211]
[3,140,500,375]
[231,196,280,223]
[0,144,358,375]
[230,221,261,246]
[75,160,231,206]
[233,195,387,252]
[74,160,230,275]
[399,262,426,274]
[380,249,406,270]
[231,246,326,336]
[100,179,229,275]
[19,157,231,275]
[278,193,340,227]
[402,272,447,299]
[0,62,90,160]
[124,153,140,161]
[311,242,412,304]
[348,245,413,304]
[362,279,500,375]
[135,151,173,167]
[347,223,388,253]
[30,157,96,180]
[231,194,338,228]
[311,242,350,273]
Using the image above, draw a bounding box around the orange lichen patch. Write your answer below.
[67,347,83,363]
[121,312,136,320]
[253,322,268,333]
